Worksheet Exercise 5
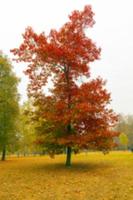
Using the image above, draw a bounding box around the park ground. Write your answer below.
[0,151,133,200]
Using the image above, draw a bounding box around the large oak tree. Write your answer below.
[12,5,118,166]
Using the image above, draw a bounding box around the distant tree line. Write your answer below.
[115,114,133,150]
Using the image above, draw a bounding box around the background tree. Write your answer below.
[126,115,133,150]
[119,132,129,150]
[115,114,133,150]
[18,100,38,156]
[0,52,19,160]
[12,5,118,166]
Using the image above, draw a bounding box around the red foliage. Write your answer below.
[11,5,118,151]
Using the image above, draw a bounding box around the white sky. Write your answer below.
[0,0,133,115]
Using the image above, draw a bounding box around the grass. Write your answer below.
[0,151,133,200]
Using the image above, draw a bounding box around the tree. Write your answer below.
[115,114,133,150]
[18,100,37,156]
[11,5,118,166]
[119,132,129,150]
[0,52,19,160]
[126,115,133,149]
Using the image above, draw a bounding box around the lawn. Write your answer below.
[0,151,133,200]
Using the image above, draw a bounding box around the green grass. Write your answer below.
[0,151,133,200]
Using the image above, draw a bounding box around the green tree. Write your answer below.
[18,101,37,156]
[115,114,133,150]
[119,132,129,150]
[0,52,19,160]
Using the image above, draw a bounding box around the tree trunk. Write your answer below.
[65,146,72,167]
[1,145,6,161]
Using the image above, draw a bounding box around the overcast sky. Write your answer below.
[0,0,133,115]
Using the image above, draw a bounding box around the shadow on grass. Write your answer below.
[31,161,112,174]
[0,159,17,163]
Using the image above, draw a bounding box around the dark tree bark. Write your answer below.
[65,146,72,167]
[1,144,6,161]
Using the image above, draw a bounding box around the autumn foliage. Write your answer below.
[11,5,118,159]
